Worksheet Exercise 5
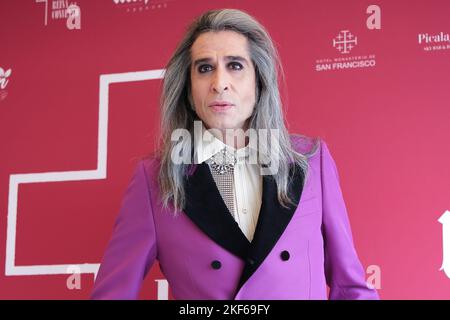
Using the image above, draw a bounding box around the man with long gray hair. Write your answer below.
[91,8,379,300]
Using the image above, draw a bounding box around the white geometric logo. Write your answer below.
[5,69,165,278]
[333,30,358,54]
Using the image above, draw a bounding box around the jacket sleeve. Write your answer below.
[91,160,157,299]
[320,140,379,300]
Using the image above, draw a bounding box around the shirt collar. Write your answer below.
[193,123,259,164]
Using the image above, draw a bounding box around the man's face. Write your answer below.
[190,30,256,133]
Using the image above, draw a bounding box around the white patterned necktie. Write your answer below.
[207,148,236,218]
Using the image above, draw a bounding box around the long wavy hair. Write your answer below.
[154,8,319,213]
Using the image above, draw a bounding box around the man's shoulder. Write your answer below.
[135,154,161,179]
[289,133,321,156]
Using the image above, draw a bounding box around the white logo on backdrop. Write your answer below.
[113,0,149,3]
[35,0,82,29]
[333,30,358,54]
[419,32,450,44]
[0,67,11,90]
[112,0,170,13]
[418,32,450,52]
[0,67,12,101]
[315,5,380,72]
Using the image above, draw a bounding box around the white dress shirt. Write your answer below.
[194,127,263,242]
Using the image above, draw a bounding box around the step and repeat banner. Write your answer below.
[1,0,449,299]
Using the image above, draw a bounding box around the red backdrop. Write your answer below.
[1,0,450,299]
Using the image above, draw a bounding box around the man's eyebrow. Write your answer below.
[192,55,250,67]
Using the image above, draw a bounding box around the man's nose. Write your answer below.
[211,66,229,94]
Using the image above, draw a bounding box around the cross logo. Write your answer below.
[333,30,358,54]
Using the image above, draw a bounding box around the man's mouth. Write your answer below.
[209,100,235,111]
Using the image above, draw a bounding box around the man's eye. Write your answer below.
[229,62,243,70]
[198,62,243,73]
[198,65,212,73]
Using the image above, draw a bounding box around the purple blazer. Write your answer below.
[91,136,379,300]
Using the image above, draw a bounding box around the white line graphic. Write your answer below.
[5,69,165,277]
[439,210,450,279]
[35,0,48,26]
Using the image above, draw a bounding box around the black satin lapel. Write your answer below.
[183,163,250,260]
[236,163,305,291]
